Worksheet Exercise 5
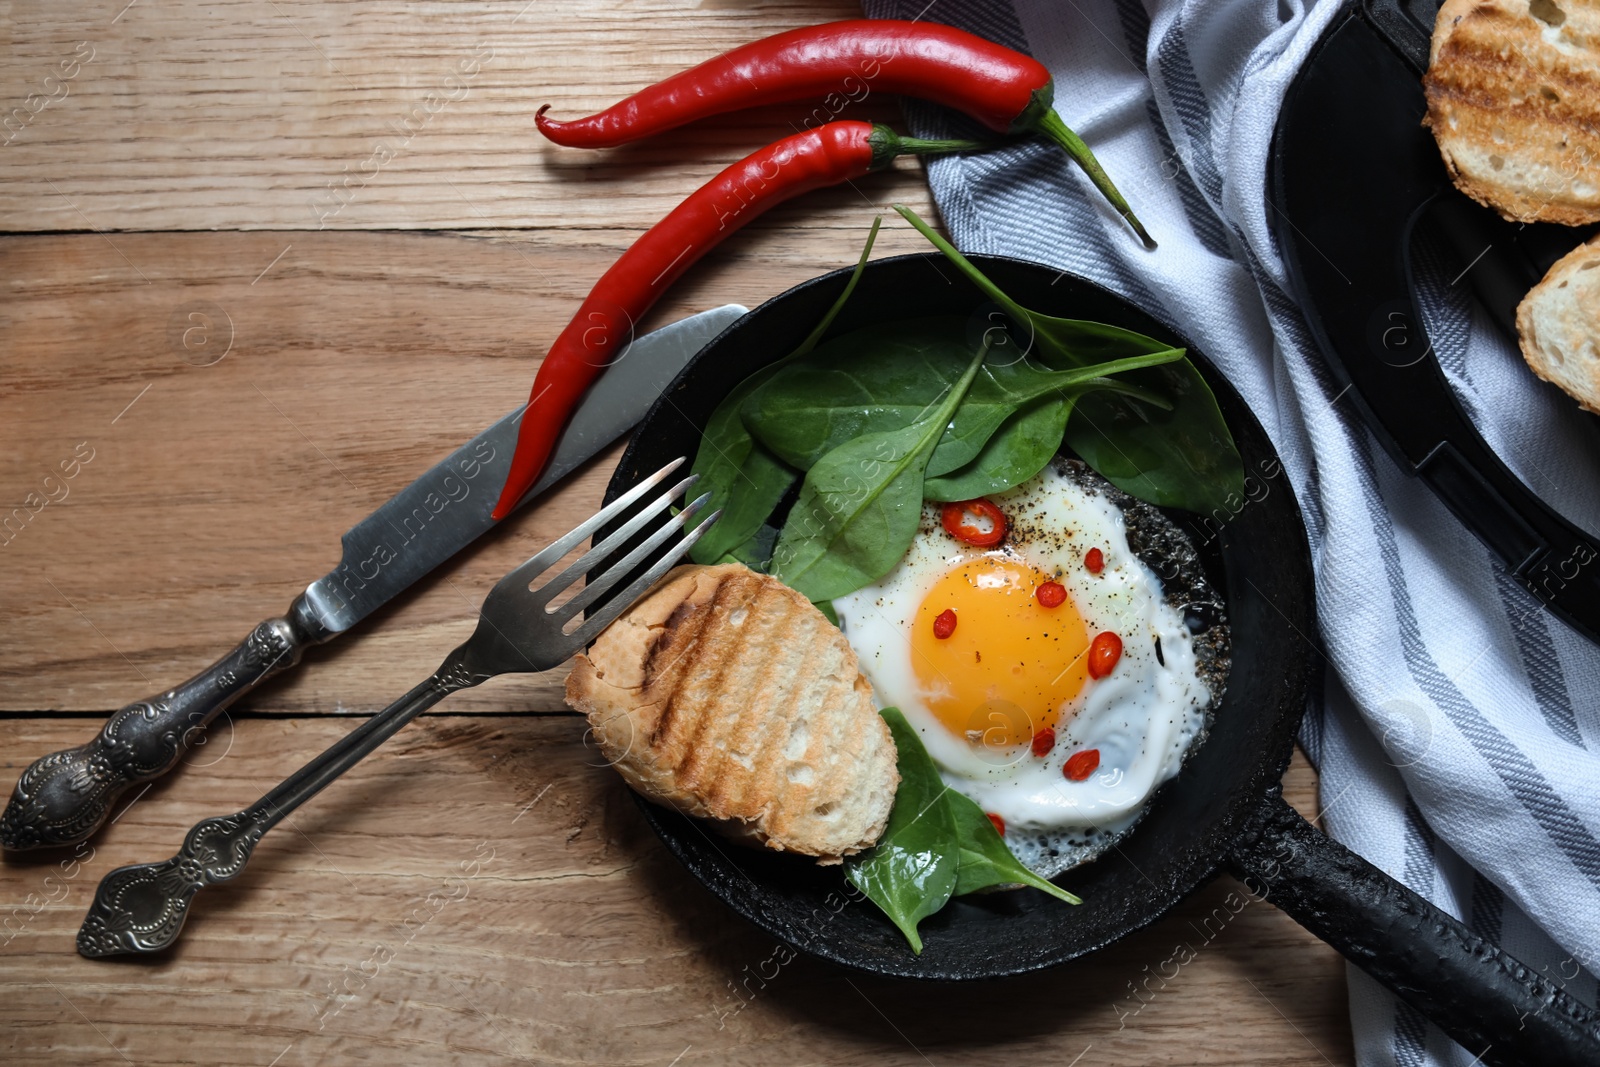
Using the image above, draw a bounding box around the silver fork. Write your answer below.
[76,458,715,958]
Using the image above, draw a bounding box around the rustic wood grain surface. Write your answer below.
[1,0,1354,1063]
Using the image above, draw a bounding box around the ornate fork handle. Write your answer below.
[1,593,332,851]
[77,805,275,957]
[77,663,483,957]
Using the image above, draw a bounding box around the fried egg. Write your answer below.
[832,458,1229,876]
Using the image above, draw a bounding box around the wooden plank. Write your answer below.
[0,220,936,715]
[0,0,956,232]
[0,718,1352,1065]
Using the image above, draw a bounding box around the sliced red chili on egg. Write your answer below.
[932,608,958,639]
[1031,726,1056,757]
[1087,631,1122,679]
[1084,547,1104,574]
[1035,580,1067,608]
[1064,748,1100,781]
[986,813,1006,836]
[940,498,1008,547]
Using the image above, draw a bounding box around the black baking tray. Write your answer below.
[1267,0,1599,644]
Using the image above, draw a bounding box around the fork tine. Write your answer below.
[487,457,686,602]
[531,474,699,612]
[557,491,713,623]
[565,504,722,648]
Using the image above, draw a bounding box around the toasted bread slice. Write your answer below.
[565,563,897,864]
[1423,0,1600,226]
[1517,235,1600,411]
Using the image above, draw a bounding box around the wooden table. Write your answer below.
[1,2,1353,1063]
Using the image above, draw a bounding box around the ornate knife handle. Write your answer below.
[0,593,331,851]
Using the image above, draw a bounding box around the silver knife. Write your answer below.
[0,304,746,850]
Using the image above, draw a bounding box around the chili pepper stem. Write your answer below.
[868,126,993,169]
[895,135,994,155]
[1032,108,1156,249]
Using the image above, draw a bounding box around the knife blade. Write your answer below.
[0,304,747,850]
[299,303,745,633]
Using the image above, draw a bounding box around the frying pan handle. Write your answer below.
[1227,791,1600,1066]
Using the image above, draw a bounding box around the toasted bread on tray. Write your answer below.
[1423,0,1600,226]
[565,563,898,864]
[1518,235,1600,411]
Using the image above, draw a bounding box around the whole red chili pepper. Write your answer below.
[536,20,1153,247]
[492,121,982,519]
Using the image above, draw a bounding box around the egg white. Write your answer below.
[833,462,1215,863]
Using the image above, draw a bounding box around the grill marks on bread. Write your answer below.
[1423,0,1600,225]
[566,564,898,864]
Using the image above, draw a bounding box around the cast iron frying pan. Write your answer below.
[598,253,1600,1065]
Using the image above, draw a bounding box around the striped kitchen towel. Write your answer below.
[860,0,1600,1062]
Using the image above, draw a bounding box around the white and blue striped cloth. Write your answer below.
[861,0,1600,1061]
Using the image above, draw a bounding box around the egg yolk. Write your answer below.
[911,556,1091,750]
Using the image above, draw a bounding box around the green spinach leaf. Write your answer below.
[848,708,1081,954]
[1066,364,1243,518]
[689,361,790,566]
[894,204,1246,515]
[770,338,990,602]
[947,788,1081,903]
[695,444,796,566]
[845,708,959,955]
[689,218,881,564]
[926,353,1180,477]
[742,319,969,470]
[923,395,1075,502]
[924,373,1173,502]
[744,318,1177,478]
[723,517,782,572]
